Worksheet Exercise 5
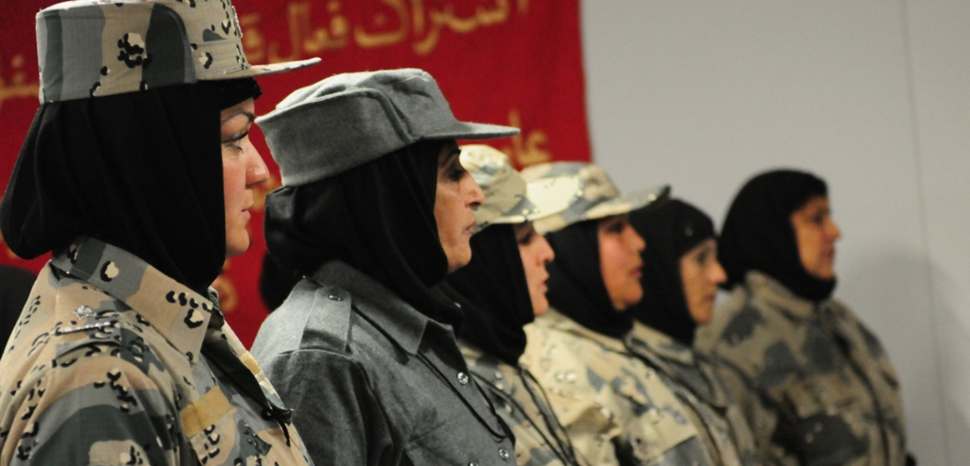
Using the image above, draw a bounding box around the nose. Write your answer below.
[827,218,842,241]
[711,260,727,285]
[465,172,485,208]
[538,234,555,264]
[628,226,646,253]
[246,149,270,188]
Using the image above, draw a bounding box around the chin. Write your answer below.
[226,238,250,258]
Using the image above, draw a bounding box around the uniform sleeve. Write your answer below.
[258,349,393,466]
[3,357,182,466]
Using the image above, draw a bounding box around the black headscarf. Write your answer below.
[0,265,35,358]
[628,199,715,346]
[545,220,633,338]
[719,169,835,302]
[259,252,302,312]
[264,140,461,327]
[1,79,260,291]
[438,224,534,365]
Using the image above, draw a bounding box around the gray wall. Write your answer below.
[580,1,969,464]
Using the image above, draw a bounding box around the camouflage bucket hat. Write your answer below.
[520,162,670,234]
[36,0,320,103]
[459,145,576,231]
[257,69,520,186]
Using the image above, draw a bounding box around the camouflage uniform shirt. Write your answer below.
[695,271,907,466]
[460,342,583,466]
[625,322,758,466]
[0,236,312,466]
[522,309,716,466]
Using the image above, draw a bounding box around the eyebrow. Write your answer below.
[222,110,255,124]
[439,147,462,166]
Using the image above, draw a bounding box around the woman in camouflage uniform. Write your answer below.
[695,170,913,466]
[436,145,584,466]
[519,162,720,466]
[625,198,758,466]
[0,1,319,465]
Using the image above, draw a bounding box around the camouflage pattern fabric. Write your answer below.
[695,271,907,466]
[0,236,312,466]
[521,309,716,466]
[36,0,318,103]
[625,322,758,466]
[460,144,577,230]
[518,162,669,235]
[460,342,583,466]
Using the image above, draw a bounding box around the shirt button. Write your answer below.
[498,447,511,461]
[457,372,470,385]
[327,294,342,301]
[468,463,479,466]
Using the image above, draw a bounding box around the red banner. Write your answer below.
[0,0,591,347]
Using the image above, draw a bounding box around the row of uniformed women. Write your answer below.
[0,2,910,466]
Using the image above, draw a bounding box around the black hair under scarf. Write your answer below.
[718,169,835,302]
[545,220,633,339]
[264,140,462,327]
[628,199,715,346]
[1,79,260,291]
[438,224,534,366]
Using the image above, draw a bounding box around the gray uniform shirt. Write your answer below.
[252,261,516,466]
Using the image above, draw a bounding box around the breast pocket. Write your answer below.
[404,414,511,466]
[775,377,869,464]
[180,386,238,466]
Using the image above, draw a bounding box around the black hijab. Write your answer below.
[545,220,633,339]
[264,140,461,327]
[438,224,534,365]
[719,169,835,302]
[628,199,715,346]
[0,79,260,291]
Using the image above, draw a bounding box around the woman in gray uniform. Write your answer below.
[625,198,758,466]
[251,69,520,466]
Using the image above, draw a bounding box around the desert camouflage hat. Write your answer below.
[36,0,320,103]
[258,69,520,186]
[460,145,577,231]
[520,162,670,234]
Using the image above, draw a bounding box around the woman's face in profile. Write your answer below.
[514,222,555,317]
[790,196,841,280]
[434,141,485,273]
[221,98,268,258]
[679,238,726,325]
[598,214,646,311]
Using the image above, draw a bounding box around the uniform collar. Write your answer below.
[745,270,819,320]
[539,307,628,353]
[628,321,695,365]
[51,236,219,363]
[311,260,442,355]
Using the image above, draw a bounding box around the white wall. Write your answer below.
[580,1,966,464]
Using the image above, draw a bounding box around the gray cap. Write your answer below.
[520,162,670,234]
[257,68,520,186]
[36,0,320,103]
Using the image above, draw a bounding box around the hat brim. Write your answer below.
[583,184,671,221]
[205,57,322,80]
[426,120,520,141]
